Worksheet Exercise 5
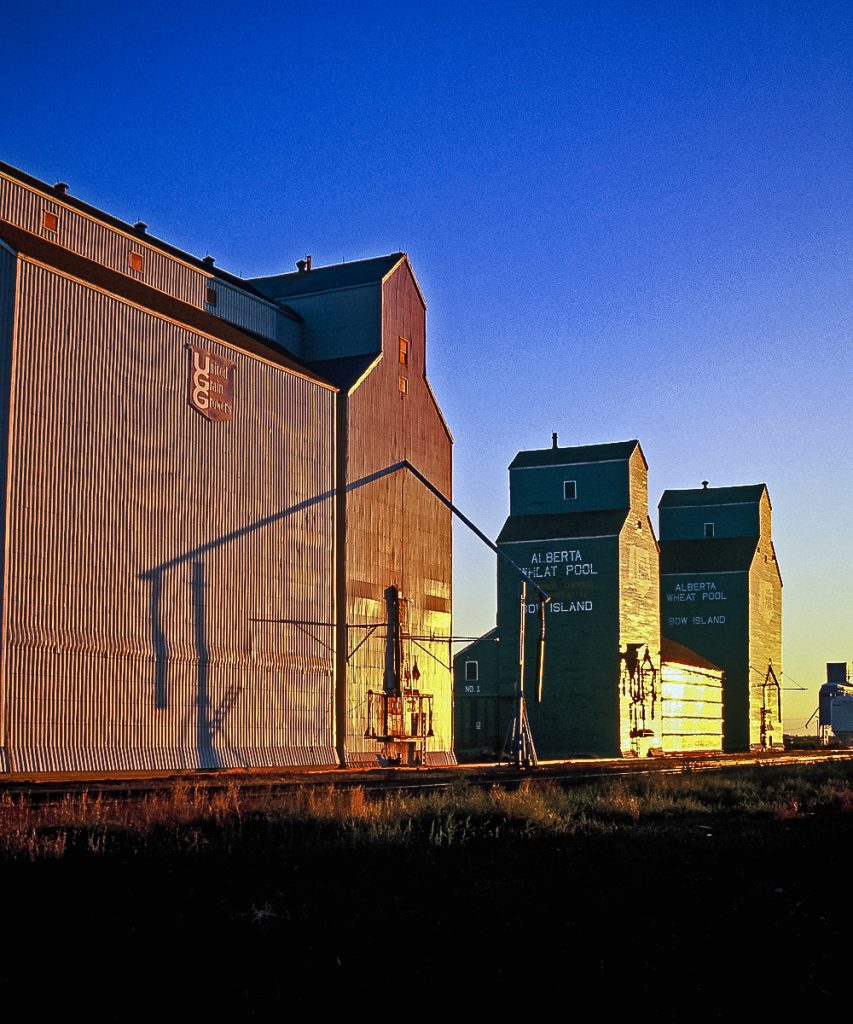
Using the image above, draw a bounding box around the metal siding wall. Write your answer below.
[204,279,300,352]
[3,260,336,771]
[266,286,381,363]
[343,265,454,765]
[1,174,286,347]
[0,243,16,769]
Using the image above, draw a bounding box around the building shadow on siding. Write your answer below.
[138,460,413,767]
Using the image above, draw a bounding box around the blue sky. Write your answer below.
[2,0,850,729]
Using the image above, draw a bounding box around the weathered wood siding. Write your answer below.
[497,534,622,758]
[661,662,724,753]
[748,490,783,747]
[617,446,662,755]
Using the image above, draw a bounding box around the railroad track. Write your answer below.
[0,746,850,804]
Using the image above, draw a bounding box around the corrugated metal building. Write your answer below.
[659,484,782,751]
[0,161,453,772]
[250,258,454,766]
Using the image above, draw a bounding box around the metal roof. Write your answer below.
[661,637,723,673]
[307,353,381,392]
[0,160,288,307]
[250,253,406,298]
[497,509,629,544]
[659,537,758,574]
[658,484,767,508]
[454,627,499,661]
[509,439,639,470]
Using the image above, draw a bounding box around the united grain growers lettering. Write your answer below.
[188,345,235,422]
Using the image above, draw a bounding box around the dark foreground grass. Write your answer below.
[1,763,851,1017]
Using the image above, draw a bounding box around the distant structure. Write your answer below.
[0,160,453,772]
[818,662,853,746]
[455,438,727,760]
[658,484,783,751]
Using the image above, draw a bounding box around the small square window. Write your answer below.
[129,251,144,273]
[563,480,577,501]
[704,523,715,538]
[42,210,59,232]
[464,661,478,682]
[398,375,408,395]
[206,287,217,307]
[399,337,409,366]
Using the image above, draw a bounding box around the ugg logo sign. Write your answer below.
[188,345,235,422]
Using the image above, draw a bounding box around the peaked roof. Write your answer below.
[497,510,629,544]
[454,627,499,662]
[659,537,758,574]
[661,637,723,673]
[659,484,767,508]
[509,439,639,470]
[250,253,406,299]
[307,353,380,392]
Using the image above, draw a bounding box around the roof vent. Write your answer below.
[133,221,147,234]
[296,255,313,273]
[54,182,69,196]
[202,255,215,267]
[701,480,709,489]
[552,432,558,449]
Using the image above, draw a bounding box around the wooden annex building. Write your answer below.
[0,160,453,773]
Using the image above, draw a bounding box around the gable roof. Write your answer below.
[249,253,406,299]
[497,510,629,544]
[509,439,639,470]
[307,353,381,393]
[661,637,723,673]
[454,627,499,662]
[659,537,758,574]
[659,484,767,509]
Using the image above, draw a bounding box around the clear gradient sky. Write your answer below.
[2,1,849,731]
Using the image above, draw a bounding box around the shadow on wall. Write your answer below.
[137,460,419,766]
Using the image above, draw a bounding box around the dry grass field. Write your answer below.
[1,762,849,1016]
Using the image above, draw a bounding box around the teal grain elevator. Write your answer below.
[658,484,782,751]
[455,438,662,759]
